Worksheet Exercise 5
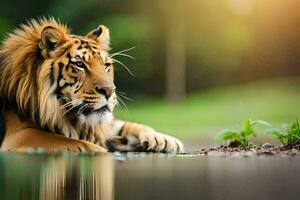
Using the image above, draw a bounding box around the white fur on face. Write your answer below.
[68,93,115,116]
[78,111,113,126]
[107,97,116,112]
[94,97,108,110]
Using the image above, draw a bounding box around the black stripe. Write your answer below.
[106,140,116,152]
[60,46,70,57]
[154,138,158,147]
[74,84,82,94]
[55,62,64,98]
[79,131,83,140]
[66,63,70,71]
[49,63,55,85]
[71,65,76,73]
[162,139,168,152]
[58,62,64,70]
[54,125,60,134]
[121,137,128,145]
[56,60,77,97]
[175,141,180,153]
[59,80,77,90]
[117,124,125,136]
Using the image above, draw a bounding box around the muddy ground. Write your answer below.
[191,141,300,157]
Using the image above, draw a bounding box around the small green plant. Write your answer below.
[215,119,271,147]
[267,119,300,145]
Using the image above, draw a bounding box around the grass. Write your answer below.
[115,78,300,141]
[267,119,300,145]
[215,119,271,147]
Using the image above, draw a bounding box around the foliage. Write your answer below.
[1,0,300,97]
[267,119,300,145]
[116,80,300,140]
[215,119,271,147]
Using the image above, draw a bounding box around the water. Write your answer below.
[0,152,300,200]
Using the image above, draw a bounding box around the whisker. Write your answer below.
[118,93,133,101]
[45,99,81,116]
[110,53,136,60]
[62,105,78,117]
[116,89,133,101]
[60,99,82,109]
[76,104,88,117]
[116,91,127,95]
[110,46,135,57]
[112,58,135,77]
[116,95,128,111]
[61,101,83,117]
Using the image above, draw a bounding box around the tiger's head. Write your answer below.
[40,23,117,124]
[0,18,118,137]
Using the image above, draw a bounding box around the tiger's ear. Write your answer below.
[39,26,66,57]
[87,25,110,49]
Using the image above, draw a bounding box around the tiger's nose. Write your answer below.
[95,86,115,99]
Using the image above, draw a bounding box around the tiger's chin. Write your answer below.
[77,108,113,125]
[64,99,115,124]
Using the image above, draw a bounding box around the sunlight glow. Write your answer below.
[227,0,253,15]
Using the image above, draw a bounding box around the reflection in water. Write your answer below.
[0,153,114,200]
[1,153,300,200]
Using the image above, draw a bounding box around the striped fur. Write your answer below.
[0,18,184,153]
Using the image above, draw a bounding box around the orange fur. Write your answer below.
[0,18,184,153]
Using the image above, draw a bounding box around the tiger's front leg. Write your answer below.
[106,120,184,153]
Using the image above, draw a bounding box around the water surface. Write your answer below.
[0,152,299,200]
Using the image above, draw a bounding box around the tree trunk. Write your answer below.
[165,20,186,103]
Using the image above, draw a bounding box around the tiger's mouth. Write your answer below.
[81,104,110,115]
[66,102,111,118]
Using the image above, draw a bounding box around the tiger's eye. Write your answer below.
[76,62,84,68]
[74,61,85,71]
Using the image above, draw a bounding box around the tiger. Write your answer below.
[0,18,184,153]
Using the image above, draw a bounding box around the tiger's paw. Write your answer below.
[136,131,184,153]
[107,131,184,153]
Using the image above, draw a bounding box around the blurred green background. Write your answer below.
[1,0,300,145]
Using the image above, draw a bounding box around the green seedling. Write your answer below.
[267,119,300,145]
[215,119,271,147]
